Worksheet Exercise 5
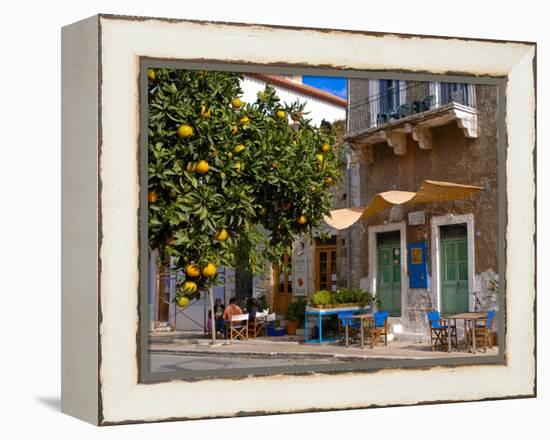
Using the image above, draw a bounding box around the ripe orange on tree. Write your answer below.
[148,69,156,81]
[214,229,228,241]
[231,98,243,109]
[234,144,245,154]
[297,215,307,225]
[177,124,194,139]
[321,143,331,152]
[185,264,201,278]
[195,160,209,174]
[177,296,190,307]
[276,110,286,120]
[148,191,158,203]
[240,116,250,125]
[182,281,198,294]
[202,263,217,278]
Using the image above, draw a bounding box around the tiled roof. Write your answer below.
[246,73,347,108]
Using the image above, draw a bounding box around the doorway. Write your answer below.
[376,230,402,316]
[440,223,469,314]
[315,244,337,292]
[273,254,293,314]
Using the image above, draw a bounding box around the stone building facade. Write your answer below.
[339,79,499,336]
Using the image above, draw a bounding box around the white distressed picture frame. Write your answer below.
[61,14,536,425]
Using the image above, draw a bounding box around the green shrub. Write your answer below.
[285,298,307,322]
[312,290,333,306]
[333,288,380,307]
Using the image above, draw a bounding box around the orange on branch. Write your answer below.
[297,215,307,225]
[231,98,243,109]
[321,143,331,153]
[177,296,190,307]
[148,191,158,203]
[185,264,201,278]
[195,160,209,174]
[148,69,156,81]
[200,105,211,118]
[182,281,198,294]
[177,124,194,139]
[202,263,217,278]
[214,229,228,241]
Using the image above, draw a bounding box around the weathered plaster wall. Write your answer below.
[344,82,499,334]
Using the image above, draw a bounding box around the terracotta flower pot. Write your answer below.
[286,320,299,335]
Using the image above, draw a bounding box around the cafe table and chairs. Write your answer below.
[305,305,371,344]
[443,311,489,353]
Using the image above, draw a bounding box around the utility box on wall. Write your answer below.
[408,241,428,288]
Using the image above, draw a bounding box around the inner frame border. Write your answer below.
[138,59,507,383]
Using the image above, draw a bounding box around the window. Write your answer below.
[379,79,400,113]
[440,83,470,106]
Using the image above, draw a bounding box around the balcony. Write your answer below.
[345,81,478,157]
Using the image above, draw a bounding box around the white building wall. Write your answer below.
[241,77,345,125]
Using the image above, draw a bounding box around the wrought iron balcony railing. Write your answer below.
[347,81,476,135]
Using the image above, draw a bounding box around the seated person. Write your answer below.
[223,297,243,324]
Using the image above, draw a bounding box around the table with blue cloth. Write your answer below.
[304,305,371,344]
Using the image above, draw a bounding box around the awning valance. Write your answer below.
[324,180,482,230]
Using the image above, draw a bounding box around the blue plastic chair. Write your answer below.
[338,311,356,327]
[371,310,389,346]
[474,309,496,349]
[427,310,445,328]
[427,310,457,351]
[338,311,360,344]
[374,310,389,327]
[486,309,496,328]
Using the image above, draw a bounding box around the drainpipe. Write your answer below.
[343,142,354,288]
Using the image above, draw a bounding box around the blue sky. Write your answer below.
[302,76,347,99]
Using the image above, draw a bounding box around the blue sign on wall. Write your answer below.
[408,241,428,289]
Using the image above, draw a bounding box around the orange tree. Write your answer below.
[148,68,341,302]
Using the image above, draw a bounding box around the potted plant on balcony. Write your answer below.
[284,298,307,335]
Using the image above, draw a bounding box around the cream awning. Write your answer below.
[324,180,483,230]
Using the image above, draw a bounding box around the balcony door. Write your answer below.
[379,79,401,114]
[440,82,470,106]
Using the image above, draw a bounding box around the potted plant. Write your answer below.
[311,290,333,308]
[284,298,307,335]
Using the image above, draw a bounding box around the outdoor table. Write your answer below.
[304,306,370,344]
[443,312,487,353]
[344,313,374,349]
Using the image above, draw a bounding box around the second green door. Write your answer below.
[376,231,401,317]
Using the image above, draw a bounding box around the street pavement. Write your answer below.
[150,352,344,372]
[148,335,498,372]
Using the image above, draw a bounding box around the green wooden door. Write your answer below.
[440,237,469,314]
[377,245,401,316]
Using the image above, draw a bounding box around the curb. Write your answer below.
[148,348,427,362]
